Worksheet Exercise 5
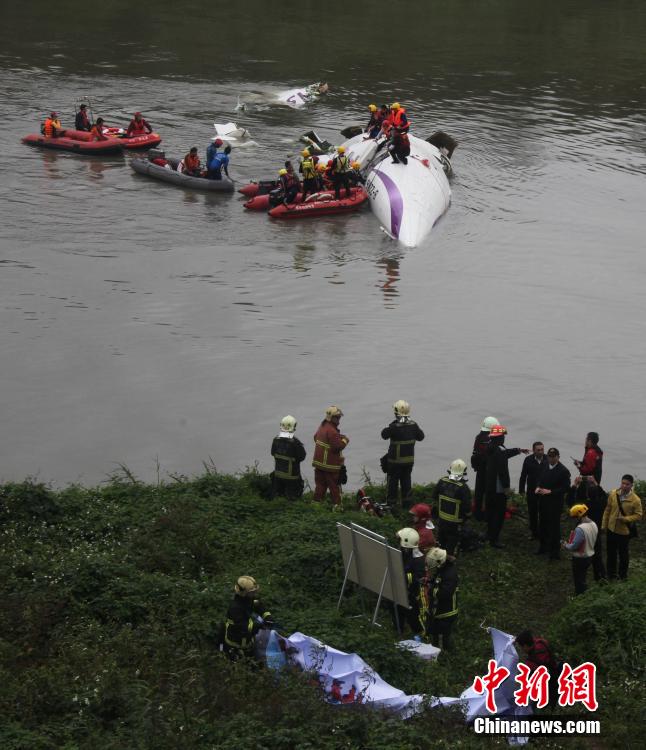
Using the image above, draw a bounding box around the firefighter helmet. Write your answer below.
[368,103,377,112]
[325,405,343,421]
[449,459,467,480]
[393,400,410,416]
[301,149,310,157]
[396,527,420,549]
[489,424,507,438]
[280,415,297,433]
[337,145,346,154]
[569,504,589,518]
[481,416,499,432]
[391,102,401,110]
[235,576,259,596]
[425,547,447,569]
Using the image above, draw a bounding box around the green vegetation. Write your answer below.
[1,471,644,749]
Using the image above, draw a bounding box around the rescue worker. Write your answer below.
[207,144,231,180]
[88,118,108,141]
[299,149,318,202]
[602,474,642,580]
[329,145,352,200]
[206,137,223,168]
[388,127,410,165]
[42,112,62,138]
[432,459,472,556]
[386,102,409,134]
[573,431,603,483]
[316,161,328,190]
[381,400,425,505]
[364,103,383,139]
[562,504,598,595]
[424,547,458,651]
[569,475,607,581]
[409,503,436,553]
[312,406,349,511]
[535,448,571,560]
[179,147,201,176]
[519,441,547,540]
[395,527,426,635]
[485,425,529,549]
[126,111,153,137]
[270,415,306,500]
[515,630,559,707]
[471,416,498,521]
[348,161,365,186]
[277,167,300,205]
[75,103,91,131]
[223,576,273,661]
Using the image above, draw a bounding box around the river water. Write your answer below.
[1,0,645,488]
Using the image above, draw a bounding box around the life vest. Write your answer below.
[389,108,409,131]
[437,477,468,523]
[43,118,60,138]
[129,119,147,135]
[281,173,299,190]
[184,153,200,172]
[301,157,317,180]
[333,154,350,174]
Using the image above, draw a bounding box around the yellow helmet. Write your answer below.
[337,145,346,154]
[569,504,589,518]
[235,575,259,596]
[317,162,326,172]
[325,405,343,421]
[351,161,361,170]
[278,168,288,176]
[368,103,377,112]
[391,101,401,110]
[301,149,310,157]
[393,400,410,417]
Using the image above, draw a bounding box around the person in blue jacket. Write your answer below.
[206,137,223,169]
[208,144,232,180]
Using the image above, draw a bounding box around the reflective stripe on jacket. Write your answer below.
[312,421,349,472]
[301,157,317,179]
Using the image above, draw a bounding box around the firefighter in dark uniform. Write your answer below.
[395,527,426,636]
[381,400,425,506]
[424,547,458,651]
[470,416,498,521]
[432,459,472,556]
[223,576,273,661]
[270,415,306,499]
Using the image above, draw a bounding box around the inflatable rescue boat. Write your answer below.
[130,155,235,192]
[104,127,162,150]
[268,187,367,219]
[22,129,123,155]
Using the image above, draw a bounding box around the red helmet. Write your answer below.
[490,424,508,437]
[409,503,431,521]
[50,111,58,117]
[213,137,223,146]
[134,111,142,117]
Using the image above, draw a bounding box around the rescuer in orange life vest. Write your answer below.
[126,111,153,137]
[312,406,349,510]
[89,118,108,141]
[42,112,62,138]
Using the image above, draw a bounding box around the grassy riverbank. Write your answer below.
[1,470,644,749]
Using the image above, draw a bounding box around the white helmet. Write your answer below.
[425,547,447,570]
[393,400,410,417]
[235,575,260,596]
[280,415,297,433]
[481,416,499,432]
[449,459,467,480]
[396,527,420,549]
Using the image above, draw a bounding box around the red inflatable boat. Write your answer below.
[22,129,123,155]
[268,187,368,219]
[103,127,162,150]
[244,192,304,211]
[239,179,280,198]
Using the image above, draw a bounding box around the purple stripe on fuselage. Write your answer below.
[375,170,403,239]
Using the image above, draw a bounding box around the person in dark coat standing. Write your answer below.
[568,475,607,580]
[270,415,306,499]
[519,441,547,540]
[471,416,498,521]
[535,448,572,559]
[381,400,424,506]
[485,425,529,548]
[424,547,458,651]
[432,459,472,556]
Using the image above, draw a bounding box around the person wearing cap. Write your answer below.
[485,425,529,548]
[222,576,273,661]
[471,416,498,522]
[381,400,425,506]
[207,144,232,180]
[562,504,598,595]
[409,503,436,553]
[270,415,306,500]
[329,146,352,200]
[395,528,426,635]
[312,406,349,510]
[42,112,62,138]
[206,137,223,169]
[75,103,91,131]
[126,111,153,137]
[569,475,607,581]
[432,460,472,556]
[602,474,642,580]
[299,149,318,202]
[519,441,547,540]
[386,101,409,134]
[424,547,458,651]
[535,448,571,559]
